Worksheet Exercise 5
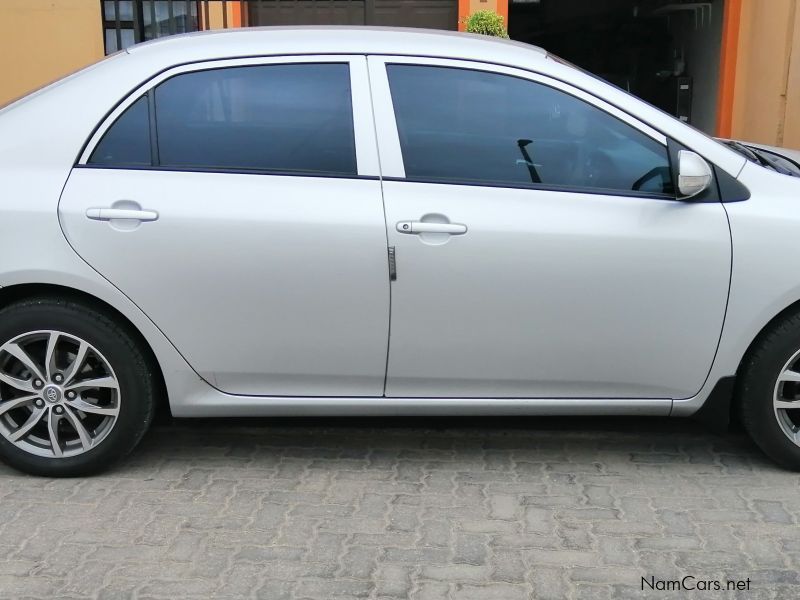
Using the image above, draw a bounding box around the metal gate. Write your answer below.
[248,0,458,30]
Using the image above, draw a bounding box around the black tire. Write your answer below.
[738,310,800,470]
[0,297,155,476]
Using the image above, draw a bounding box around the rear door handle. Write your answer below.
[396,221,467,235]
[86,208,159,222]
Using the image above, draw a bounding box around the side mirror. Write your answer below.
[677,150,713,199]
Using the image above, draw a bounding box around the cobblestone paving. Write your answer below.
[0,416,799,599]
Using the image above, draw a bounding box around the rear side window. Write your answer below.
[88,95,151,166]
[154,63,357,175]
[387,65,672,196]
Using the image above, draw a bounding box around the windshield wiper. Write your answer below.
[725,140,761,163]
[724,141,796,175]
[747,147,800,177]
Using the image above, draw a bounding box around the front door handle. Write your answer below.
[396,221,467,235]
[86,208,159,222]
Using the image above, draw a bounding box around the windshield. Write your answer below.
[722,141,800,178]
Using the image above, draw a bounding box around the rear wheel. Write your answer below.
[0,298,155,476]
[738,312,800,470]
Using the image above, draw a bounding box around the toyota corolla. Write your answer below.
[1,27,799,476]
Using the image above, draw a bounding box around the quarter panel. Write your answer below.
[673,164,800,415]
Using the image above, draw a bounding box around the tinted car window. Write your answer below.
[88,95,151,166]
[155,63,357,175]
[387,65,673,195]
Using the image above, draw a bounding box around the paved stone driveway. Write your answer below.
[0,416,799,599]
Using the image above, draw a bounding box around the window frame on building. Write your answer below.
[101,1,208,54]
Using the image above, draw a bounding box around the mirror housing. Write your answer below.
[677,150,713,199]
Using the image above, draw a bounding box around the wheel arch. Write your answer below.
[0,282,170,416]
[736,298,800,379]
[695,297,800,431]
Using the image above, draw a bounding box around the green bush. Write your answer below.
[464,10,509,39]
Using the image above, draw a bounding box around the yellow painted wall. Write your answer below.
[468,0,497,15]
[0,0,105,106]
[199,0,243,30]
[784,2,800,146]
[731,0,800,148]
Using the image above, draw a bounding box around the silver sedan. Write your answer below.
[1,27,800,475]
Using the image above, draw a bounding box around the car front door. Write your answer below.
[59,56,390,396]
[369,57,731,399]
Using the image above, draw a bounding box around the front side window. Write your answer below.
[154,63,357,175]
[387,65,673,195]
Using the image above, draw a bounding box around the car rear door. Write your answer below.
[369,56,731,400]
[59,56,390,397]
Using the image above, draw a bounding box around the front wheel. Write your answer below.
[0,298,155,476]
[738,311,800,470]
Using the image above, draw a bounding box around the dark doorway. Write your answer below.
[508,0,724,134]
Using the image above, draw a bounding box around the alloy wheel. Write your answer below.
[0,331,120,458]
[773,347,800,446]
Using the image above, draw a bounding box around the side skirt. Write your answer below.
[170,394,672,418]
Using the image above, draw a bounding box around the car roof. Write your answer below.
[127,26,548,65]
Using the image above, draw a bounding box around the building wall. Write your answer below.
[783,1,800,146]
[199,0,243,29]
[731,0,800,148]
[2,1,797,149]
[0,1,242,107]
[0,0,105,106]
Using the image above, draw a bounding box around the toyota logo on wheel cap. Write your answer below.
[43,386,61,404]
